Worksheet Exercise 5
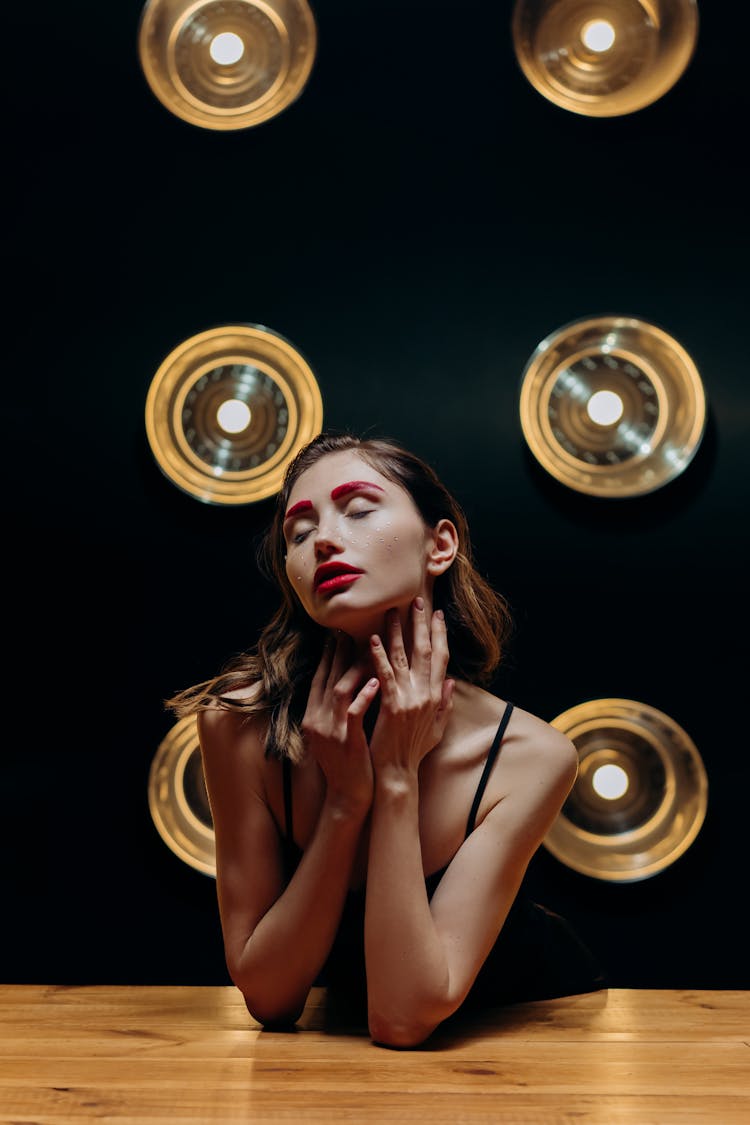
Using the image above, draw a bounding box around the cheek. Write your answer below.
[365,519,426,569]
[285,550,312,592]
[346,519,394,553]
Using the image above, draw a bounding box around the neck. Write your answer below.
[344,593,436,665]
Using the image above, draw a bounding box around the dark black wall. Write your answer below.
[8,1,748,988]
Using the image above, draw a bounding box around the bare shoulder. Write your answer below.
[463,693,578,853]
[451,682,577,785]
[483,703,579,839]
[197,682,269,774]
[505,703,579,787]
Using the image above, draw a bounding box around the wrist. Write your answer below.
[373,766,419,799]
[322,789,372,823]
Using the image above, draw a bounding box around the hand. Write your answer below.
[301,633,379,814]
[368,599,455,776]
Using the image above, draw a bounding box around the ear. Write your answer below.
[426,518,459,576]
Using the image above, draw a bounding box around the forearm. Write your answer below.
[364,771,451,1045]
[232,800,366,1023]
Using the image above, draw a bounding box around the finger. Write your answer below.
[410,596,433,680]
[347,677,380,724]
[329,659,369,723]
[429,609,450,699]
[385,608,410,678]
[332,658,366,697]
[308,635,335,704]
[437,677,455,718]
[326,631,354,688]
[370,633,398,702]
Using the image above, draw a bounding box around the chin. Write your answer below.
[313,608,380,637]
[313,595,414,637]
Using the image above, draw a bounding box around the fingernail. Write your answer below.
[435,609,444,620]
[371,635,381,647]
[368,678,379,688]
[414,596,424,610]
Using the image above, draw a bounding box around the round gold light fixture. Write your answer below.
[544,698,708,882]
[145,323,323,505]
[138,0,318,130]
[148,716,216,877]
[511,0,699,117]
[518,314,706,498]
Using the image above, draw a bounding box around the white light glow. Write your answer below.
[587,389,624,425]
[592,764,629,800]
[581,20,616,53]
[210,32,245,66]
[217,398,252,434]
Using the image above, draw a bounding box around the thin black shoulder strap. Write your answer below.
[465,701,515,838]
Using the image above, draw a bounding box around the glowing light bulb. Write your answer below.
[581,19,616,53]
[217,398,252,434]
[587,389,624,425]
[210,32,245,66]
[592,763,629,800]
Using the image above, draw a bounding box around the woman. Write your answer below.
[166,430,605,1048]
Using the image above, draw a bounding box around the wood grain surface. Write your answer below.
[1,986,748,1124]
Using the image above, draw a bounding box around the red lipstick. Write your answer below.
[314,561,364,592]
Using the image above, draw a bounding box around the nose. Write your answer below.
[313,517,344,559]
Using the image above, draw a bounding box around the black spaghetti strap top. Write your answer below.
[465,700,513,837]
[279,700,606,1011]
[426,700,514,898]
[280,700,515,894]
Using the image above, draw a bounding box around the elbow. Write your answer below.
[230,966,305,1028]
[367,972,457,1048]
[368,1010,440,1050]
[240,987,304,1029]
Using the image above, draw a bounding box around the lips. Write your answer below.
[314,561,364,592]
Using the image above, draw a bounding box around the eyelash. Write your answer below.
[290,509,373,546]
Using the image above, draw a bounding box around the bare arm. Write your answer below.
[201,637,379,1025]
[364,603,578,1048]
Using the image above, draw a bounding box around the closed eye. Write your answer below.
[347,508,373,521]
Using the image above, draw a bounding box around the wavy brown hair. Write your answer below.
[165,431,513,762]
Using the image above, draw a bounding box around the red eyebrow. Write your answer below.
[284,499,313,522]
[330,480,385,501]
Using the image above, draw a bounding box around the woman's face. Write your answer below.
[282,449,435,638]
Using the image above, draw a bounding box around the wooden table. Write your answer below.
[1,985,748,1123]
